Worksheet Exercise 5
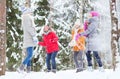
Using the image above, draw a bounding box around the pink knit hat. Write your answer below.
[90,11,100,17]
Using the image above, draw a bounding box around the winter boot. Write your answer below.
[46,69,51,72]
[52,69,56,73]
[87,66,93,72]
[26,66,31,73]
[76,68,83,73]
[99,67,104,72]
[17,64,25,73]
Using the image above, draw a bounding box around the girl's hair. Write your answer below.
[43,25,55,32]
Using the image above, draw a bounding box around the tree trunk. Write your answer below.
[0,0,6,75]
[49,0,54,27]
[109,0,119,71]
[116,0,120,55]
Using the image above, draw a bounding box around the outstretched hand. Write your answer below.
[75,34,80,41]
[33,36,38,44]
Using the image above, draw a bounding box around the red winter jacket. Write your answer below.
[38,32,59,53]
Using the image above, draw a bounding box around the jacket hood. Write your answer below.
[88,17,99,23]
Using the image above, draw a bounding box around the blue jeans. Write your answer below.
[86,51,102,67]
[73,51,83,69]
[46,51,58,70]
[23,47,33,66]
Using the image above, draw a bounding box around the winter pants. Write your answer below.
[23,47,33,66]
[46,51,58,70]
[73,51,83,69]
[86,51,102,67]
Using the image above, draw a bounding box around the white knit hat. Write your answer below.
[19,6,33,14]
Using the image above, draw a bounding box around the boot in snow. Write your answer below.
[87,66,93,72]
[26,66,31,73]
[17,64,25,73]
[76,68,83,73]
[52,69,56,73]
[46,69,51,72]
[99,67,104,72]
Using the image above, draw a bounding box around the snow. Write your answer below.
[11,52,20,61]
[0,30,5,33]
[1,63,4,66]
[5,0,120,78]
[0,68,120,79]
[10,30,15,40]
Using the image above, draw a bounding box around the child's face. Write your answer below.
[25,2,29,8]
[44,26,49,32]
[88,13,92,18]
[75,24,80,29]
[86,13,92,19]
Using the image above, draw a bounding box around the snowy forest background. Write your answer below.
[6,0,120,72]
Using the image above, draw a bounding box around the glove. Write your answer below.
[75,34,80,41]
[33,36,38,44]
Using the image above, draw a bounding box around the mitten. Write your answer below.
[75,34,80,41]
[33,36,38,44]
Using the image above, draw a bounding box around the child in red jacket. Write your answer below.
[38,26,59,73]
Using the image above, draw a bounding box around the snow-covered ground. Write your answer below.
[0,65,120,79]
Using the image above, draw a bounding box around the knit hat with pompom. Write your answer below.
[90,11,100,17]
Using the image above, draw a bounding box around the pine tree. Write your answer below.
[32,0,50,71]
[6,0,23,71]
